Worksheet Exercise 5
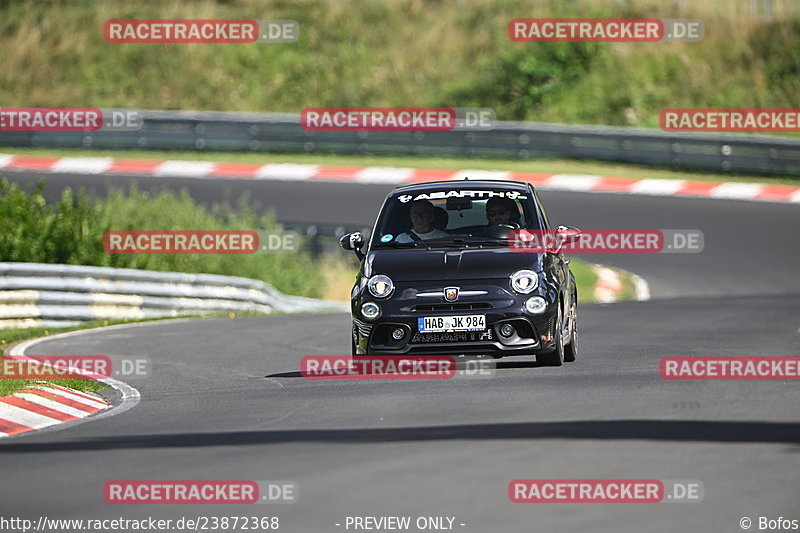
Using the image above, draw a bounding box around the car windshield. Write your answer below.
[371,188,540,248]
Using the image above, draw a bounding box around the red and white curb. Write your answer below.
[1,154,798,204]
[593,265,650,303]
[2,324,144,439]
[0,383,109,437]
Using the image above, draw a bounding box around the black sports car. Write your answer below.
[339,179,579,366]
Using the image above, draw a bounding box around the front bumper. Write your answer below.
[352,280,560,356]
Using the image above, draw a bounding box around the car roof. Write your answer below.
[390,179,532,195]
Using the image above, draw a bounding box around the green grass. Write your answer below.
[0,0,797,130]
[1,323,107,349]
[0,360,108,397]
[5,147,798,186]
[0,320,134,397]
[0,177,326,298]
[615,267,639,302]
[566,258,598,304]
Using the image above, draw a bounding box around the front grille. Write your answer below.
[412,330,493,344]
[405,344,498,354]
[413,302,492,312]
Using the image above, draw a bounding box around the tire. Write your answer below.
[564,294,578,362]
[538,303,564,367]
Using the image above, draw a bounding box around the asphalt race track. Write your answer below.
[1,169,799,532]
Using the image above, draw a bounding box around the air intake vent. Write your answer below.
[413,303,492,312]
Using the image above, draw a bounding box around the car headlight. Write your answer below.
[368,274,394,298]
[525,296,547,314]
[361,302,381,320]
[511,269,539,294]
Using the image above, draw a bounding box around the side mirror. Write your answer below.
[555,225,581,243]
[339,232,366,260]
[552,225,581,252]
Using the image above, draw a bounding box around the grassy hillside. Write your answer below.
[1,0,797,128]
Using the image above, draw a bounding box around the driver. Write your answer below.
[395,200,449,242]
[485,197,521,227]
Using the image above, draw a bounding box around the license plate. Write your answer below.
[418,315,486,332]
[412,330,493,344]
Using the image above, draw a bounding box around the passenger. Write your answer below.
[485,197,521,227]
[395,200,449,242]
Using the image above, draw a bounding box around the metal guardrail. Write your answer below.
[284,223,372,259]
[1,110,798,177]
[0,262,348,329]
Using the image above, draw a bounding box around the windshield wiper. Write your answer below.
[380,241,422,248]
[448,238,511,246]
[378,238,510,249]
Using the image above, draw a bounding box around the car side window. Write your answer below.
[533,189,551,230]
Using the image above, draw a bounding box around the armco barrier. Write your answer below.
[0,110,798,177]
[0,262,348,329]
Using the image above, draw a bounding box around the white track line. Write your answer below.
[51,157,113,175]
[14,392,96,418]
[629,179,686,196]
[154,160,216,178]
[355,167,414,184]
[0,402,61,427]
[451,170,511,181]
[4,320,161,438]
[632,274,652,302]
[545,174,602,191]
[2,153,798,204]
[710,182,764,199]
[593,265,624,303]
[255,163,318,180]
[27,385,108,409]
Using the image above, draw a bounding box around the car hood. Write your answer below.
[365,247,544,282]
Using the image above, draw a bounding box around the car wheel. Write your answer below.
[538,304,564,367]
[564,295,577,362]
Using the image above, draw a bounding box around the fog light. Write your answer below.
[361,302,381,320]
[392,328,405,340]
[500,323,515,337]
[525,296,547,314]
